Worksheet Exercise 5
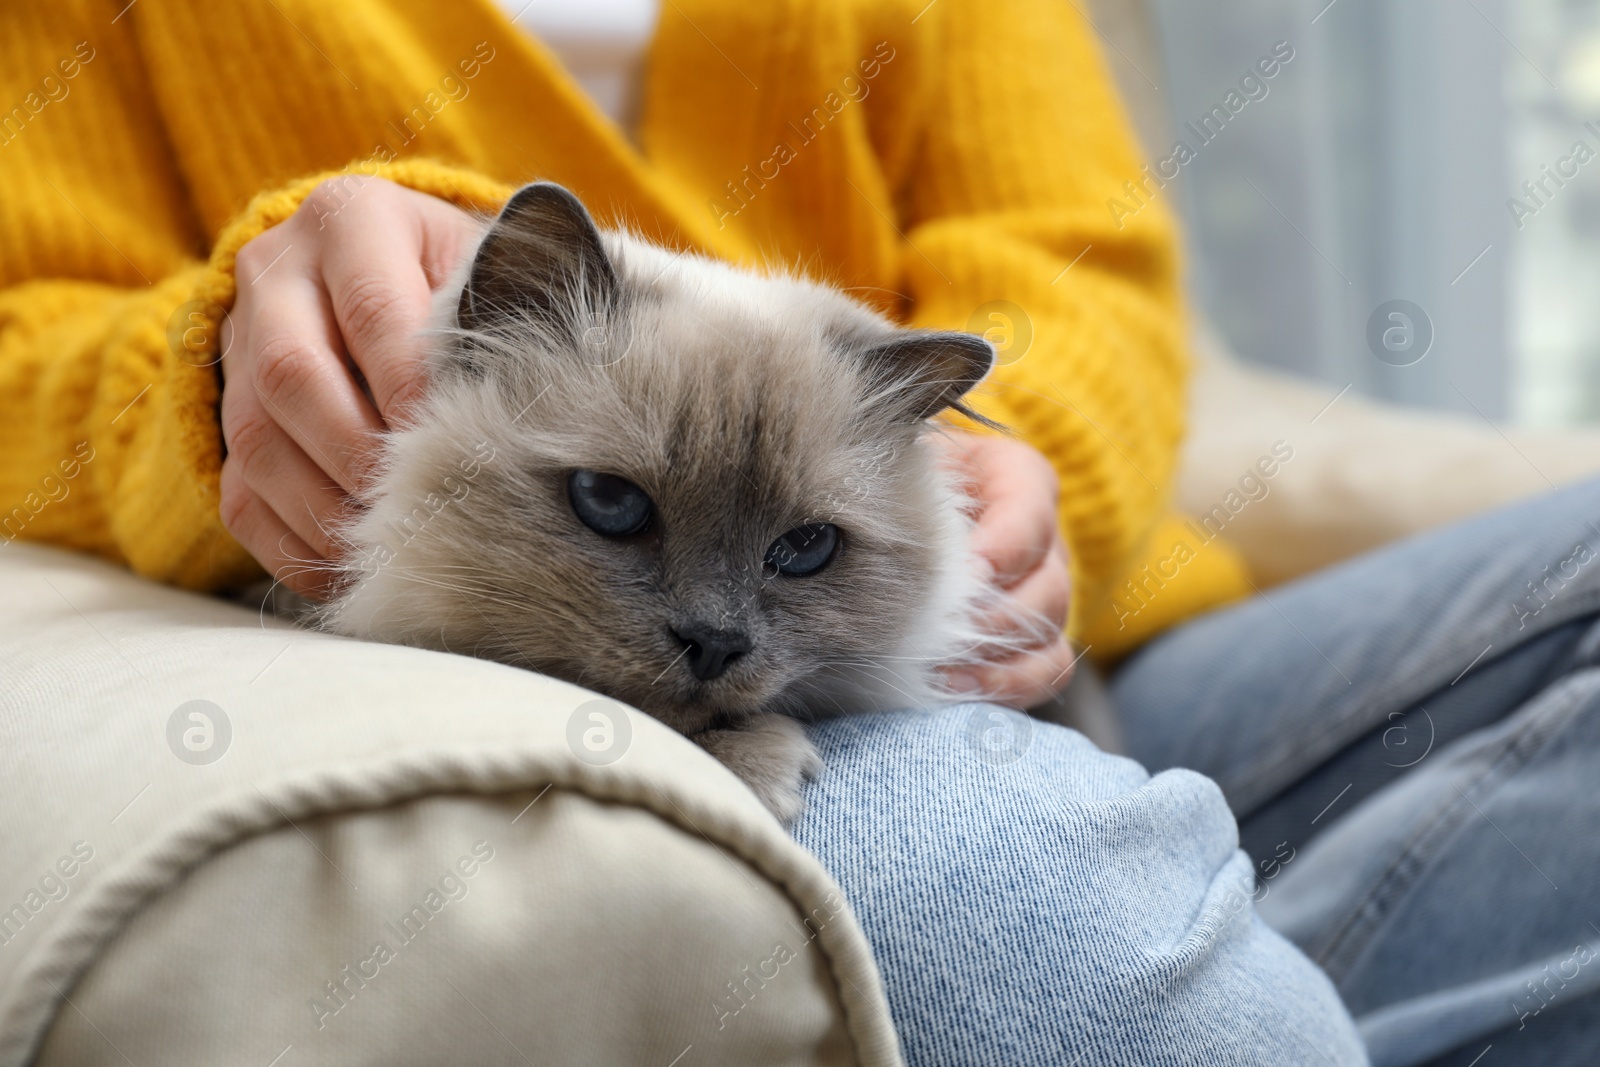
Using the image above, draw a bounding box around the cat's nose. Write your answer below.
[671,623,753,682]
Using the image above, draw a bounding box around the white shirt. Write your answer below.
[494,0,660,135]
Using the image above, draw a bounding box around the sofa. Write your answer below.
[0,542,898,1066]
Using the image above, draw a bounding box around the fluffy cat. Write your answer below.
[312,182,1023,821]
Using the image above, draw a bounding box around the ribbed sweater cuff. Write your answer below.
[137,159,514,589]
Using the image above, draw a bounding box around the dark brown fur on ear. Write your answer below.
[858,330,999,425]
[458,182,618,343]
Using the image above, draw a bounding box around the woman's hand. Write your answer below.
[219,177,482,597]
[933,431,1079,708]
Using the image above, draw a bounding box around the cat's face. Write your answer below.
[321,184,995,734]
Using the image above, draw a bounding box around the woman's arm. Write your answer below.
[0,0,535,591]
[890,0,1194,647]
[0,267,257,588]
[0,157,508,590]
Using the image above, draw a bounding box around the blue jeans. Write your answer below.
[794,479,1600,1066]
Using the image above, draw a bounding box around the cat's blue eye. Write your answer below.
[765,523,839,577]
[568,470,652,537]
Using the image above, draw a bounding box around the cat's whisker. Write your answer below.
[399,562,516,574]
[382,570,533,614]
[385,571,521,594]
[801,657,928,698]
[838,283,914,303]
[650,644,693,686]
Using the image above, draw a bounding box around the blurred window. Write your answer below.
[1109,0,1540,420]
[1508,0,1600,424]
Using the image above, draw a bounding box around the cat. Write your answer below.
[310,182,1030,821]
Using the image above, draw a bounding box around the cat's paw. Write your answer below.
[693,715,823,824]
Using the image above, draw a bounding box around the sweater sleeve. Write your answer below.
[0,159,511,589]
[893,0,1243,651]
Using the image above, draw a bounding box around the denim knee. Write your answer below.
[793,706,1367,1066]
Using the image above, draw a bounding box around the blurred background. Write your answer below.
[1089,0,1600,427]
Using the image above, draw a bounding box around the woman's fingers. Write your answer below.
[218,460,333,599]
[221,389,347,559]
[318,180,482,422]
[962,437,1061,589]
[231,242,387,493]
[931,430,1076,705]
[948,634,1080,708]
[955,435,1070,645]
[975,540,1072,648]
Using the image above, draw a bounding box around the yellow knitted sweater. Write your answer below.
[0,0,1247,657]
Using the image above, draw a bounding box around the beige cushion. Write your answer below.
[1177,324,1600,586]
[0,543,900,1066]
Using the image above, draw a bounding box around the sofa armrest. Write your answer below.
[0,544,899,1066]
[1177,322,1600,586]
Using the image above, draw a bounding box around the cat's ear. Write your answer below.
[456,182,618,340]
[857,330,997,424]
